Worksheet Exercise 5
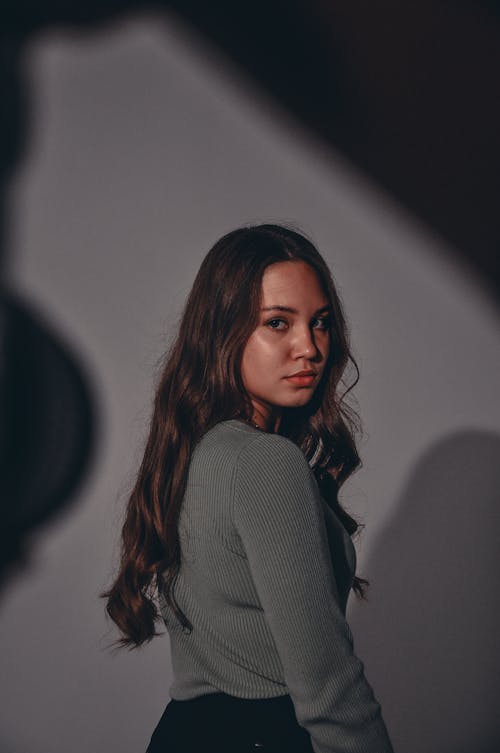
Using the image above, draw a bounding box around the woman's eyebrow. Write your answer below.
[261,304,333,315]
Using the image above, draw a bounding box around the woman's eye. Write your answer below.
[266,318,287,330]
[265,317,332,331]
[314,317,331,330]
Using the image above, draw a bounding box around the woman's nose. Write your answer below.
[291,327,318,358]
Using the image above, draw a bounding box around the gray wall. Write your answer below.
[1,14,499,753]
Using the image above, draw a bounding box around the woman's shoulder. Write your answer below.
[196,418,307,462]
[205,419,304,450]
[194,419,307,468]
[193,421,319,517]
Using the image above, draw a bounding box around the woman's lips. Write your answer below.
[284,374,316,386]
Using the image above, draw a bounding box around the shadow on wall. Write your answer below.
[351,429,500,753]
[0,291,97,596]
[0,26,97,594]
[1,1,500,300]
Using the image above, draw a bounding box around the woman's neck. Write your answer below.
[251,406,282,433]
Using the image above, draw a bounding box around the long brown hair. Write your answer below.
[102,223,368,648]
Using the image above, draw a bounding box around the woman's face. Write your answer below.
[241,260,331,431]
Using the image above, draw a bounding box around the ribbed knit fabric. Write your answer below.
[158,419,394,753]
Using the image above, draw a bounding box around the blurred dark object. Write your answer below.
[0,291,95,591]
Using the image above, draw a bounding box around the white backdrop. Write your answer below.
[1,14,499,753]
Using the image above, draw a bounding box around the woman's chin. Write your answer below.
[273,393,315,409]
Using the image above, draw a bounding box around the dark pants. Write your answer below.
[145,692,314,753]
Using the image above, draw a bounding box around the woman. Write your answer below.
[103,224,395,753]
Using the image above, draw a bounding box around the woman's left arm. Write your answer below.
[232,432,395,753]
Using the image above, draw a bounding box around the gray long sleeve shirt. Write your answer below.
[158,419,394,753]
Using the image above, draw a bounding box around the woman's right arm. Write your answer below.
[232,432,395,753]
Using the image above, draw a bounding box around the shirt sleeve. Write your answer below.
[232,432,395,753]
